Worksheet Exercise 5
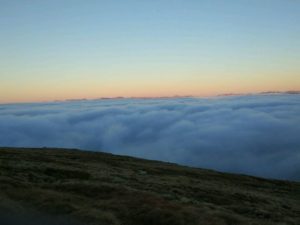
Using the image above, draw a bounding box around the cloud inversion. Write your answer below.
[0,94,299,181]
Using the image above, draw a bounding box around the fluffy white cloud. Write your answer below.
[0,94,299,181]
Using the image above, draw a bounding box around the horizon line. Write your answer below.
[0,90,299,105]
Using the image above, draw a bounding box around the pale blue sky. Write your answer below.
[0,0,299,102]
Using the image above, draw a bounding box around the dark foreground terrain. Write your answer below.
[0,147,299,225]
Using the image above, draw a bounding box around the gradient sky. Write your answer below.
[0,0,299,103]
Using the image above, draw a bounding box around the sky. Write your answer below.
[0,94,299,181]
[0,0,299,103]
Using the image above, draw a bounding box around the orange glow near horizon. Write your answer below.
[1,73,299,104]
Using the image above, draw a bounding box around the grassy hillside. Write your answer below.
[0,147,299,225]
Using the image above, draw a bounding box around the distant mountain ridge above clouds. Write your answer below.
[218,90,300,97]
[2,91,299,105]
[65,91,300,102]
[64,95,195,102]
[65,91,300,103]
[259,90,300,95]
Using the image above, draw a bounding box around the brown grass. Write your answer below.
[0,147,299,225]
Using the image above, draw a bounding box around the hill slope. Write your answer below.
[0,147,299,225]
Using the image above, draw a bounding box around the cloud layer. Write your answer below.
[1,95,299,181]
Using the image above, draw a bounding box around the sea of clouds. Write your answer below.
[0,94,299,181]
